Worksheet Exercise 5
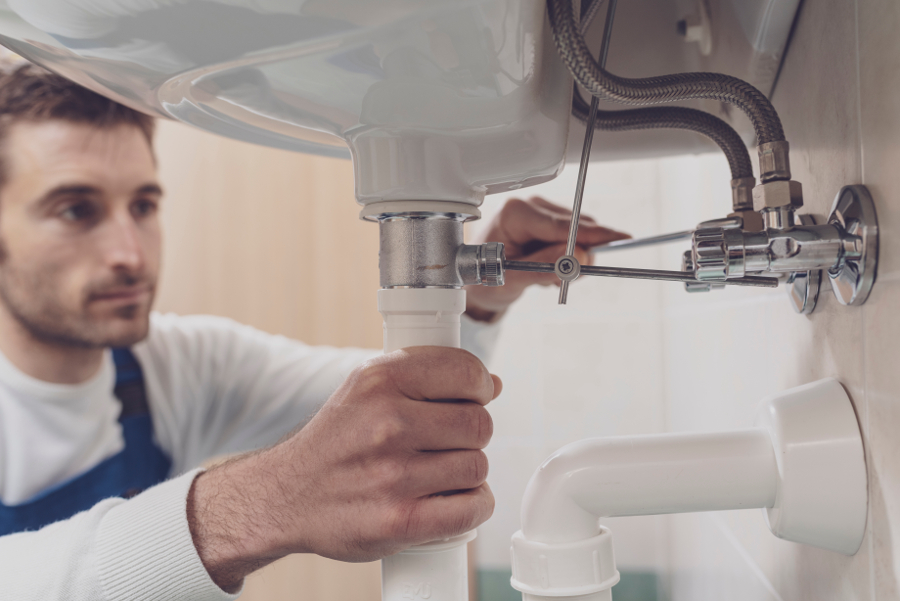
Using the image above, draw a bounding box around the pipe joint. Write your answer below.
[378,215,466,288]
[456,242,506,287]
[731,176,756,212]
[377,213,506,289]
[758,140,792,182]
[510,529,619,601]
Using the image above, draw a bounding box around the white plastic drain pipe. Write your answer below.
[510,378,868,601]
[378,287,475,601]
[379,288,466,352]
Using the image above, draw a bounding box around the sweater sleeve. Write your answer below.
[137,312,500,473]
[0,469,235,601]
[135,314,378,473]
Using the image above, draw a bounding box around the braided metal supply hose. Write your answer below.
[578,0,604,33]
[572,87,753,180]
[548,0,786,145]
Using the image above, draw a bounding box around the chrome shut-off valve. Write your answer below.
[689,184,879,313]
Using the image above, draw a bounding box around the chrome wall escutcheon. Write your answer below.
[827,185,878,306]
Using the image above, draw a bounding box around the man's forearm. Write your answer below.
[187,450,295,593]
[186,346,498,590]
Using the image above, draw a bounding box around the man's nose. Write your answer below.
[103,212,145,273]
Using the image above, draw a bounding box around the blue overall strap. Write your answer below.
[0,348,172,535]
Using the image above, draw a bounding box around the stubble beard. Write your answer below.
[0,244,154,349]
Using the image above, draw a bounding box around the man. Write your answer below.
[0,62,627,600]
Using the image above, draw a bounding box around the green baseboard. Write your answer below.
[476,568,661,601]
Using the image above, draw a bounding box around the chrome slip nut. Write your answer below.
[752,180,803,212]
[480,242,505,286]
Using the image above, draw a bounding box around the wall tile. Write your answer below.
[764,288,868,431]
[663,297,776,432]
[864,278,900,599]
[770,0,862,221]
[716,509,872,601]
[663,0,881,597]
[858,0,900,278]
[668,513,782,601]
[540,320,665,447]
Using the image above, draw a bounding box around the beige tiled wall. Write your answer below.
[478,0,900,599]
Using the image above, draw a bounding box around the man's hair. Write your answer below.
[0,61,155,188]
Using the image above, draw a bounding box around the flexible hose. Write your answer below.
[578,0,604,33]
[572,86,753,180]
[549,0,786,145]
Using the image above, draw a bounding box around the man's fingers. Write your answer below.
[500,198,630,248]
[499,198,573,245]
[528,196,576,217]
[573,246,592,266]
[405,450,490,496]
[527,196,599,225]
[403,401,493,451]
[574,221,631,247]
[406,483,495,544]
[379,347,497,406]
[521,242,567,263]
[491,374,502,399]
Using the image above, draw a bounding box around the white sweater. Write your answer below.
[0,312,498,600]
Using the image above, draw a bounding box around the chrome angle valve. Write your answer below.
[688,182,879,313]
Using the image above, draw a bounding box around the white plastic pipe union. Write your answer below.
[379,288,465,352]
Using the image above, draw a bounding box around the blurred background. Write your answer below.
[154,119,384,601]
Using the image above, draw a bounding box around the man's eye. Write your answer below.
[132,199,158,217]
[60,202,97,222]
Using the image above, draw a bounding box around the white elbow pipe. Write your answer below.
[510,379,867,601]
[520,428,778,544]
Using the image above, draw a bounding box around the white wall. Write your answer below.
[472,157,684,580]
[474,0,900,599]
[662,0,900,598]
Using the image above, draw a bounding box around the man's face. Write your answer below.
[0,120,161,348]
